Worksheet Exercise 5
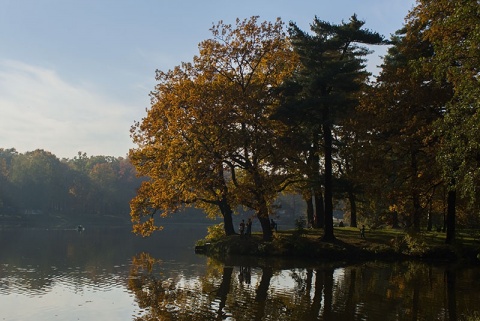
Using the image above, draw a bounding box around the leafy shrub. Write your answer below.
[205,223,225,241]
[390,235,406,253]
[403,233,428,256]
[390,233,429,256]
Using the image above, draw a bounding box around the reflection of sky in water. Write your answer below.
[267,267,346,298]
[0,269,138,321]
[2,228,480,321]
[0,227,207,321]
[0,260,347,320]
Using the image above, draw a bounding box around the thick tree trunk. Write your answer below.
[308,135,324,229]
[257,215,272,241]
[220,198,236,236]
[218,166,236,236]
[314,190,325,228]
[322,121,335,242]
[256,199,272,240]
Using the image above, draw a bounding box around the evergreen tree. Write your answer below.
[278,15,385,241]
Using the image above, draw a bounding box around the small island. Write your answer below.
[197,227,480,265]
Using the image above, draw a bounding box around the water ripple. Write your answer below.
[0,263,131,297]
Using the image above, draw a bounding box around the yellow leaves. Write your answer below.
[132,218,163,237]
[198,16,295,93]
[130,16,298,237]
[410,0,480,84]
[389,204,398,213]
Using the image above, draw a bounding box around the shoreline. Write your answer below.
[196,228,480,265]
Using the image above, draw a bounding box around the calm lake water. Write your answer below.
[0,225,479,321]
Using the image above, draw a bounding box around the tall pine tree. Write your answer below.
[278,15,385,241]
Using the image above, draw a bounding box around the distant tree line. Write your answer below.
[0,148,142,220]
[130,1,480,243]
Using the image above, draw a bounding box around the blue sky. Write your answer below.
[0,0,416,159]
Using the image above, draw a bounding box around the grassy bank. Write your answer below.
[197,227,480,264]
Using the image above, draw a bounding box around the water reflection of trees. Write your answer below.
[129,254,480,321]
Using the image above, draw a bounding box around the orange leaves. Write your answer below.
[129,16,298,238]
[132,217,162,237]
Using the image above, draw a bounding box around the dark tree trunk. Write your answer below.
[309,135,324,229]
[218,166,236,236]
[220,197,236,236]
[306,194,314,228]
[257,215,272,241]
[445,187,456,244]
[314,190,325,228]
[348,190,357,228]
[322,120,335,242]
[257,202,272,241]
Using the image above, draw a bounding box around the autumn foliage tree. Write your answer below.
[407,0,480,243]
[351,0,480,244]
[130,17,297,240]
[131,7,480,244]
[355,23,452,232]
[129,63,239,236]
[0,148,139,220]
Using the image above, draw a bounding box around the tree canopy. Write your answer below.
[0,148,141,226]
[131,4,480,244]
[130,17,297,240]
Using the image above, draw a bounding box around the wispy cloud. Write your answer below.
[0,59,137,158]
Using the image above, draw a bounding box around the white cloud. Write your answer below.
[0,59,138,158]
